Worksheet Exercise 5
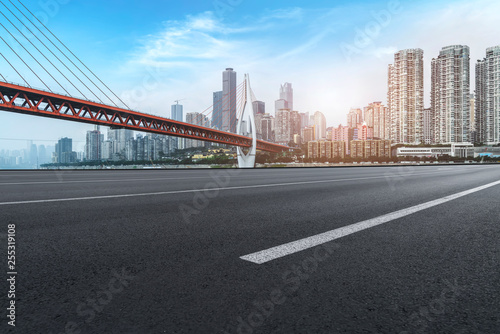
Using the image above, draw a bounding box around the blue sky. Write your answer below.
[1,0,499,151]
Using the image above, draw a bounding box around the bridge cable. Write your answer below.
[196,81,242,131]
[0,36,48,90]
[7,0,112,105]
[0,21,69,94]
[0,51,29,86]
[0,8,75,99]
[0,72,6,82]
[15,0,131,109]
[0,0,100,102]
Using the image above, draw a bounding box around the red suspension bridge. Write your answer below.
[0,0,289,165]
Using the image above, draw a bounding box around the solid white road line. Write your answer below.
[0,168,481,206]
[240,179,500,264]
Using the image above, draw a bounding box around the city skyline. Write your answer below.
[1,0,500,151]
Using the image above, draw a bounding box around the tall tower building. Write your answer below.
[388,48,424,144]
[299,112,309,129]
[222,68,237,133]
[431,45,470,144]
[253,101,265,140]
[171,102,184,150]
[85,127,103,161]
[279,83,293,111]
[475,45,500,144]
[252,101,265,115]
[313,111,327,140]
[212,91,223,130]
[56,137,75,163]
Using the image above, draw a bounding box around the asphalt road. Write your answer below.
[1,165,499,333]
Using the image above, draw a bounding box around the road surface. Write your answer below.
[1,165,499,333]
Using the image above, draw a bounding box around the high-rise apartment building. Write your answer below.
[364,102,389,139]
[275,109,292,144]
[301,127,315,143]
[431,45,470,143]
[422,108,434,145]
[388,48,424,144]
[222,68,237,133]
[186,112,211,148]
[261,114,275,142]
[347,108,362,128]
[476,45,500,144]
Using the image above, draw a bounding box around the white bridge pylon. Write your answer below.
[237,74,257,168]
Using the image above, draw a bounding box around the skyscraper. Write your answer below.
[253,101,265,139]
[388,48,424,144]
[56,137,75,163]
[313,111,327,140]
[475,45,500,144]
[171,102,184,150]
[85,127,103,161]
[108,128,133,159]
[171,102,183,122]
[252,101,265,115]
[212,91,223,130]
[431,45,470,144]
[222,68,237,133]
[299,112,309,129]
[279,83,293,111]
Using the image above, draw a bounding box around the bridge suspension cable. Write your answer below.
[0,20,70,94]
[14,0,131,109]
[0,51,28,84]
[0,35,48,90]
[0,0,102,102]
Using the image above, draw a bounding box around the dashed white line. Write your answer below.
[240,179,500,264]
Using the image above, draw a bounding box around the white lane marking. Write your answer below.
[240,179,500,264]
[0,168,480,206]
[0,166,495,205]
